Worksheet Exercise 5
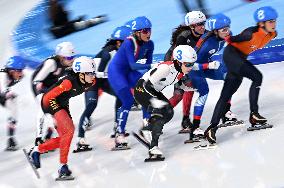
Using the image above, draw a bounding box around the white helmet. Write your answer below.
[72,56,96,73]
[55,42,76,57]
[173,45,197,63]
[185,11,206,26]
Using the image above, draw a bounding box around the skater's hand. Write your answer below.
[35,137,44,146]
[179,81,195,92]
[5,91,17,100]
[150,98,168,109]
[208,61,220,70]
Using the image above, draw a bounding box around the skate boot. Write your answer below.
[219,111,244,128]
[56,164,75,181]
[247,112,272,131]
[73,137,93,153]
[145,146,165,162]
[112,133,130,151]
[193,125,218,150]
[205,126,218,145]
[222,110,237,123]
[184,126,202,144]
[110,122,129,138]
[29,147,41,169]
[44,127,53,140]
[178,116,193,134]
[6,137,18,151]
[193,127,205,138]
[249,112,267,125]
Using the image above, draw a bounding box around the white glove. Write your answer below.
[150,98,168,109]
[208,61,220,70]
[136,58,147,64]
[179,82,196,92]
[95,72,108,78]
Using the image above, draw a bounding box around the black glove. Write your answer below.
[35,137,44,146]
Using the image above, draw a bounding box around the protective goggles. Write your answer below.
[140,28,151,34]
[184,62,195,67]
[194,21,206,27]
[85,72,96,76]
[64,55,75,61]
[218,27,230,33]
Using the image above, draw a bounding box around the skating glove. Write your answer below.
[179,81,195,91]
[208,61,220,70]
[35,137,44,146]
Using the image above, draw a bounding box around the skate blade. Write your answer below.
[111,146,131,151]
[55,176,75,181]
[247,123,273,131]
[184,138,201,144]
[110,132,130,138]
[73,147,93,153]
[23,149,40,179]
[144,156,165,162]
[178,129,190,134]
[132,131,150,148]
[5,147,18,151]
[193,144,217,150]
[218,120,245,128]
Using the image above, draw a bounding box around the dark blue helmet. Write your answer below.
[5,56,26,70]
[131,16,152,31]
[207,13,231,31]
[254,6,278,22]
[111,26,132,40]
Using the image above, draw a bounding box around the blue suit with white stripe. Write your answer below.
[108,36,153,133]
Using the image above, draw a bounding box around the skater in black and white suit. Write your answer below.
[134,45,197,161]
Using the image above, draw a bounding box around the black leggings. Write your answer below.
[211,57,262,126]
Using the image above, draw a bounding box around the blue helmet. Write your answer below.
[254,6,278,22]
[131,16,152,31]
[124,19,134,28]
[5,56,26,70]
[207,13,231,31]
[111,26,132,40]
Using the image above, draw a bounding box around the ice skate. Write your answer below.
[5,137,18,151]
[178,116,193,134]
[145,146,165,162]
[111,133,130,151]
[218,111,244,128]
[55,164,75,181]
[193,126,218,150]
[23,148,40,179]
[110,122,129,138]
[247,112,272,131]
[73,138,93,153]
[184,127,204,144]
